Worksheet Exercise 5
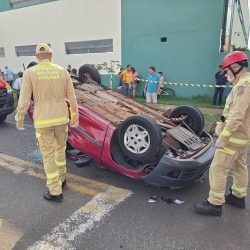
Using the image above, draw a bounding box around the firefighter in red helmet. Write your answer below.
[195,51,250,216]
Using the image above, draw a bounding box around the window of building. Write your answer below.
[15,44,50,57]
[0,47,5,57]
[10,0,51,8]
[65,39,113,55]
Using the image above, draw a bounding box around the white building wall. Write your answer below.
[232,9,246,47]
[0,0,121,74]
[240,0,249,34]
[231,0,249,48]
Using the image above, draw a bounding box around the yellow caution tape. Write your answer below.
[120,75,232,88]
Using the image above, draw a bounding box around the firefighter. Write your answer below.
[194,51,250,216]
[15,43,79,202]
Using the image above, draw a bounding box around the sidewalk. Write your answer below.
[157,104,223,115]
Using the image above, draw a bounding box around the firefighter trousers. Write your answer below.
[36,124,68,195]
[208,145,248,205]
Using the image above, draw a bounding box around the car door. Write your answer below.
[67,102,111,165]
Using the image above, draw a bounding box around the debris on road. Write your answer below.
[161,197,173,204]
[148,196,157,202]
[174,199,185,204]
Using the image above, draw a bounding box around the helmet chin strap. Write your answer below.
[228,65,243,78]
[228,61,248,78]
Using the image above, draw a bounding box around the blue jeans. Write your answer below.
[7,80,13,88]
[212,87,224,104]
[122,82,130,96]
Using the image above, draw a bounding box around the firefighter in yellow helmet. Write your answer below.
[194,51,250,215]
[15,43,79,202]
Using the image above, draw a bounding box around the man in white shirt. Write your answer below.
[13,72,23,99]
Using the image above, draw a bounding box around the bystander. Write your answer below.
[117,67,123,90]
[13,71,23,100]
[158,71,164,88]
[4,66,14,88]
[144,66,161,108]
[67,64,72,74]
[70,68,77,76]
[212,65,227,105]
[130,67,139,98]
[0,69,4,79]
[119,64,131,96]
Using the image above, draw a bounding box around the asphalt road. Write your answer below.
[1,112,250,250]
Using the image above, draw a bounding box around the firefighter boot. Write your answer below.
[194,200,222,216]
[225,189,245,209]
[44,191,63,202]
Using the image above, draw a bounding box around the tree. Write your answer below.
[95,60,121,89]
[232,45,250,51]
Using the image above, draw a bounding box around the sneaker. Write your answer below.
[225,188,245,209]
[194,200,222,216]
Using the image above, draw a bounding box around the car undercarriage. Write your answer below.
[75,85,212,158]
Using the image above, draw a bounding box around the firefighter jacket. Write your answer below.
[15,59,78,128]
[218,72,250,147]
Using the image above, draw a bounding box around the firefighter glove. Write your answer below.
[70,117,79,128]
[215,138,226,149]
[16,121,25,130]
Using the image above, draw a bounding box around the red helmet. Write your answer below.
[222,51,248,69]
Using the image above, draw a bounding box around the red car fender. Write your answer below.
[101,124,146,180]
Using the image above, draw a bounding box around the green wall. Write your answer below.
[121,0,226,98]
[0,0,11,12]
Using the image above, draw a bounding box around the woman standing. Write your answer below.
[130,67,139,98]
[0,69,4,79]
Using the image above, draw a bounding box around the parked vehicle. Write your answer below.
[28,64,215,188]
[0,78,14,122]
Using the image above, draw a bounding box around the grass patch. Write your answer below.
[202,113,220,134]
[135,94,224,109]
[12,89,18,107]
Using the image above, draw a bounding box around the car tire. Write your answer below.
[144,144,168,165]
[169,105,204,135]
[118,115,162,161]
[78,64,101,85]
[0,115,7,122]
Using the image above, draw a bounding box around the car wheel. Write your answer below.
[0,115,7,122]
[144,144,168,165]
[118,115,162,161]
[169,105,204,135]
[78,64,101,85]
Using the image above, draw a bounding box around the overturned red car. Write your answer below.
[28,64,215,188]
